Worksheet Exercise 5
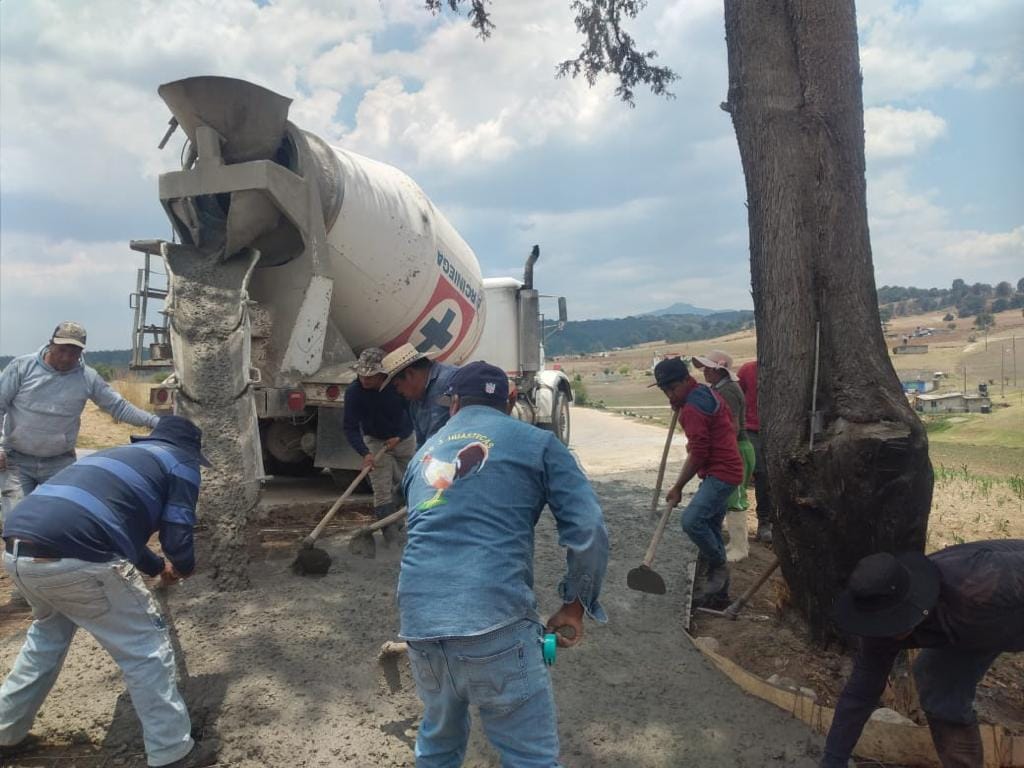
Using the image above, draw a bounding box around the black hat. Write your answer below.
[648,357,690,388]
[438,361,509,406]
[834,551,941,638]
[131,415,212,467]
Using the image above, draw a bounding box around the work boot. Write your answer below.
[164,739,220,768]
[756,522,773,544]
[926,716,984,768]
[702,562,730,598]
[375,503,400,548]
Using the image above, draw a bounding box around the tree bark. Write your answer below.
[722,0,933,641]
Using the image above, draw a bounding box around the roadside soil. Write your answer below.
[0,408,828,767]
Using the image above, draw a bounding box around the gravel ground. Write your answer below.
[2,408,825,767]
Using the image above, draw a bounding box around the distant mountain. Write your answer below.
[645,301,724,317]
[546,311,755,356]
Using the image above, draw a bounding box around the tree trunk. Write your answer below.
[722,0,933,641]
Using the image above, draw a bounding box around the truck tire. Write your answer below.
[545,389,571,446]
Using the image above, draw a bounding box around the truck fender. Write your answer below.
[533,369,573,425]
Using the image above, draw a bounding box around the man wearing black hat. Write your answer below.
[822,539,1024,768]
[398,361,609,767]
[651,356,744,607]
[0,415,217,767]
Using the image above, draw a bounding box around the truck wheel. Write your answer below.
[546,389,571,445]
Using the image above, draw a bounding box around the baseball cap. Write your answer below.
[648,357,690,388]
[438,361,509,406]
[352,347,386,377]
[51,321,87,349]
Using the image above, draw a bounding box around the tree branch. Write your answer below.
[424,0,496,39]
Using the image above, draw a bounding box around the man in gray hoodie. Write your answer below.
[0,322,159,523]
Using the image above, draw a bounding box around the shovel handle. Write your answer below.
[353,505,408,536]
[642,498,675,568]
[304,445,388,546]
[724,558,780,617]
[650,407,680,519]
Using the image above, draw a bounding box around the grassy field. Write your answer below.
[553,306,1024,549]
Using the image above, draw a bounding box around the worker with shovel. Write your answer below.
[398,362,608,767]
[343,347,416,545]
[0,416,216,768]
[822,539,1024,768]
[653,357,743,609]
[691,350,755,562]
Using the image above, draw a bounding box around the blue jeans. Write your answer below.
[407,619,562,767]
[681,476,736,568]
[914,646,1002,724]
[0,450,76,525]
[0,552,193,766]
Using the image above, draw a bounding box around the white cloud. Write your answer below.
[865,106,947,159]
[868,169,1024,283]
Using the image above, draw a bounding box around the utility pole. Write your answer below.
[1001,343,1005,398]
[1014,336,1018,388]
[962,364,967,394]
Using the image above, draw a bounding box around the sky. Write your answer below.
[1,0,1022,355]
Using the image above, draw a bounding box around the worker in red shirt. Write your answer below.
[737,360,773,543]
[653,357,744,608]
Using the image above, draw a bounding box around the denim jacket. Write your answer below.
[398,405,609,640]
[408,362,459,445]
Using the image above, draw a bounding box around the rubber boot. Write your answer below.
[756,522,773,545]
[725,509,749,562]
[375,503,399,547]
[926,716,984,768]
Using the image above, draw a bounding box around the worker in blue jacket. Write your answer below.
[398,362,609,767]
[0,416,216,768]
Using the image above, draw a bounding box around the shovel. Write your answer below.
[347,505,408,558]
[696,557,779,620]
[627,496,677,595]
[291,445,387,576]
[649,407,680,521]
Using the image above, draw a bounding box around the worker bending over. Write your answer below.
[0,416,217,768]
[822,539,1024,768]
[380,343,459,445]
[343,347,416,543]
[398,362,609,767]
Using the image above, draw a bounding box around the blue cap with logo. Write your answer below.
[439,361,509,406]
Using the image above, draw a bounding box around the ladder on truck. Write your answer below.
[128,240,173,370]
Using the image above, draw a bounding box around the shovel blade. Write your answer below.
[348,532,377,559]
[627,564,666,595]
[291,546,332,576]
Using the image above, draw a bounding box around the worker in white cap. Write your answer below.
[0,322,160,530]
[379,343,459,446]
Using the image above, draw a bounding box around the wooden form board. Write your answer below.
[686,633,1024,767]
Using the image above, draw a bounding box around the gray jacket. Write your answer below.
[0,346,159,458]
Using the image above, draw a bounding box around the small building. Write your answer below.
[893,344,929,355]
[902,379,935,394]
[916,392,992,414]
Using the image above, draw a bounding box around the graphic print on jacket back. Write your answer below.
[415,433,491,511]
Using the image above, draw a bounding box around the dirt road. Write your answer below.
[2,407,824,767]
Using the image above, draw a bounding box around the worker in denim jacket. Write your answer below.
[398,361,609,767]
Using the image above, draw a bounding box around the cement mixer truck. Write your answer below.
[128,76,572,485]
